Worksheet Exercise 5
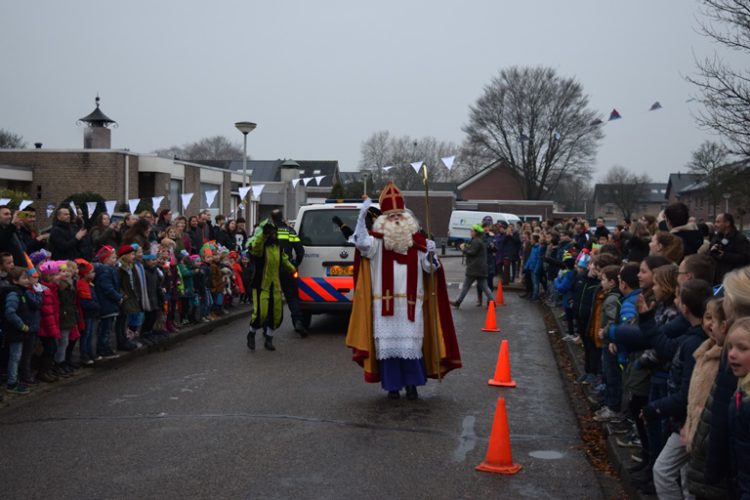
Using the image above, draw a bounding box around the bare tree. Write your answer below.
[358,132,460,191]
[462,66,603,200]
[687,140,731,217]
[602,166,652,220]
[155,135,245,160]
[552,174,593,212]
[0,129,26,149]
[688,0,750,155]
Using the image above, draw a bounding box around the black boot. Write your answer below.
[263,334,275,351]
[246,329,256,351]
[294,319,309,338]
[388,390,400,400]
[405,385,419,400]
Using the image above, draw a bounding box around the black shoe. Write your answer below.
[450,301,460,309]
[634,480,656,495]
[405,385,418,400]
[388,390,400,400]
[627,461,649,473]
[630,467,653,484]
[117,341,138,352]
[294,320,309,338]
[21,377,40,385]
[264,335,275,351]
[247,330,256,351]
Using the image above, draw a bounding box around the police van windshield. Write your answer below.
[298,209,357,247]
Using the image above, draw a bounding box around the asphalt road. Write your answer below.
[0,258,604,499]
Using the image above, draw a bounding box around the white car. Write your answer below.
[294,200,377,327]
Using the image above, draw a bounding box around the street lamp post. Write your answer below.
[723,192,731,214]
[235,121,257,222]
[363,171,369,197]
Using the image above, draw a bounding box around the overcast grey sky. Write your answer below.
[1,0,739,182]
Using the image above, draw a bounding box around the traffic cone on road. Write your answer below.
[476,397,522,475]
[488,340,516,388]
[481,300,501,332]
[494,280,504,306]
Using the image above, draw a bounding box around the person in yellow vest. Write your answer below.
[270,209,308,337]
[246,220,295,351]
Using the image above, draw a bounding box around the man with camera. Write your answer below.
[709,213,750,284]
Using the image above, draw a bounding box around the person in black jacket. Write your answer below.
[709,213,750,285]
[501,224,521,284]
[663,203,703,257]
[48,207,87,261]
[645,280,713,499]
[0,205,27,266]
[14,208,47,255]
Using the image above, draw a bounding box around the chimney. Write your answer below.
[78,95,116,149]
[34,142,42,149]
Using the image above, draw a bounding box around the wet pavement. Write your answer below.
[0,258,606,499]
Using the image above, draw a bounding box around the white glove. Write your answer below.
[357,197,372,224]
[426,239,436,253]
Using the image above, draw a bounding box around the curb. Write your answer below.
[0,306,251,411]
[541,299,656,500]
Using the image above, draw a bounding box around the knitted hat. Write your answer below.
[39,261,61,275]
[75,259,94,277]
[96,245,115,262]
[472,223,484,234]
[189,254,202,262]
[30,249,51,266]
[117,244,135,257]
[562,251,574,261]
[142,254,157,260]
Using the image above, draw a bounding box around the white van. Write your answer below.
[447,210,520,246]
[294,200,378,328]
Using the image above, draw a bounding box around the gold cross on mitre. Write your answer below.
[379,181,404,214]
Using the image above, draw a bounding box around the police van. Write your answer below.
[294,200,377,328]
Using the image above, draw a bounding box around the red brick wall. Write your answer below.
[0,151,139,226]
[458,166,524,200]
[183,165,201,216]
[403,192,454,239]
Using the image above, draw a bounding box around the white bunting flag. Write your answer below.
[151,196,164,210]
[410,161,424,175]
[251,184,265,199]
[69,201,77,215]
[46,207,54,218]
[19,200,33,211]
[238,186,251,200]
[205,189,218,207]
[0,198,10,206]
[383,166,394,172]
[180,193,193,211]
[302,177,313,186]
[441,155,455,170]
[314,175,325,185]
[128,198,140,214]
[86,202,98,217]
[238,203,245,211]
[291,178,301,189]
[104,200,116,216]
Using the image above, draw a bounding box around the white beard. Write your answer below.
[373,212,418,254]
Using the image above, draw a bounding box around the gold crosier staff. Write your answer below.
[421,162,442,382]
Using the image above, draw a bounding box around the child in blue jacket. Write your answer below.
[554,252,576,338]
[524,233,542,301]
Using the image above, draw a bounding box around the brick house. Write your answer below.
[456,161,560,220]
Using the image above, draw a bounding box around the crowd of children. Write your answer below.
[450,201,750,497]
[0,220,253,397]
[471,204,750,498]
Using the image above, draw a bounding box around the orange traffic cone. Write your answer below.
[488,339,516,388]
[481,300,501,332]
[494,280,504,306]
[476,397,522,475]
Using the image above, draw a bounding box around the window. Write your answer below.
[170,179,182,215]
